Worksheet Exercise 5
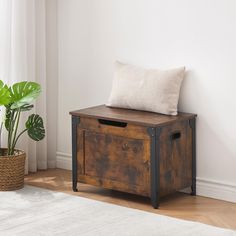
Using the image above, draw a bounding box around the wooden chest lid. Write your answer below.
[70,105,196,127]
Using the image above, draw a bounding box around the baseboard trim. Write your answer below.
[56,152,236,203]
[56,152,72,170]
[196,178,236,203]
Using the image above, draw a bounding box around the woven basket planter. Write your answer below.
[0,148,26,191]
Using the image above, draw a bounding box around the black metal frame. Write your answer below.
[72,115,80,192]
[189,118,196,196]
[148,127,162,209]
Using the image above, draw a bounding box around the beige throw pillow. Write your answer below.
[106,61,185,116]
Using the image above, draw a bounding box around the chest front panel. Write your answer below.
[76,117,151,196]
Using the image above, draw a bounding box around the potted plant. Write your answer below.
[0,80,45,191]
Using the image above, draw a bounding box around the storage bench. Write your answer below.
[70,105,196,208]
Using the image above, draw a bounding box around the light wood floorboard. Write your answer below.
[25,169,236,231]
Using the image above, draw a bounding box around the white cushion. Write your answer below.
[106,61,185,116]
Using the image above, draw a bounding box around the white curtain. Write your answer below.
[0,0,53,173]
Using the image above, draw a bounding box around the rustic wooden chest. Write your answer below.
[70,105,196,208]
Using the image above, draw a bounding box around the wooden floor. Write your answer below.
[25,169,236,231]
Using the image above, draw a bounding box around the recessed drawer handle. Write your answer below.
[122,143,129,151]
[98,119,127,127]
[170,131,181,140]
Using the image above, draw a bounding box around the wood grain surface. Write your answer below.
[70,105,196,127]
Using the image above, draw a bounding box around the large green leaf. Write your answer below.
[25,114,45,141]
[0,80,11,106]
[10,81,41,109]
[4,104,33,131]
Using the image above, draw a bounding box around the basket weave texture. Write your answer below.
[0,148,26,191]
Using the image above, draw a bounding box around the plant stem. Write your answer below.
[12,128,27,150]
[7,110,15,155]
[11,108,21,152]
[7,110,18,155]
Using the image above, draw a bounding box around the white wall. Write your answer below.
[46,0,58,168]
[57,0,236,202]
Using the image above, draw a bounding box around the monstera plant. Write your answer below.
[0,80,45,191]
[0,80,45,155]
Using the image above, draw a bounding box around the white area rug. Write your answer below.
[0,186,235,236]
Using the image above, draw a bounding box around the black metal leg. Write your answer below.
[151,196,159,209]
[190,118,196,196]
[73,179,78,192]
[72,116,80,192]
[148,127,161,209]
[191,185,196,196]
